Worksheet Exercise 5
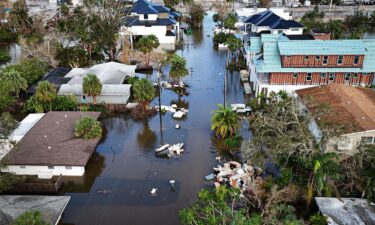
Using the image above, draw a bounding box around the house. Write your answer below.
[122,0,181,45]
[57,62,136,104]
[0,195,70,225]
[243,10,304,35]
[296,84,375,155]
[315,197,375,225]
[248,33,375,96]
[0,113,45,161]
[27,68,72,95]
[1,111,102,179]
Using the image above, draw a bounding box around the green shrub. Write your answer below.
[0,28,18,43]
[309,213,327,225]
[0,49,10,63]
[127,76,139,85]
[23,95,45,113]
[74,116,102,139]
[51,95,77,111]
[12,210,49,225]
[224,135,243,150]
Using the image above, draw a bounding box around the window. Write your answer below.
[144,14,148,19]
[329,73,335,81]
[306,73,312,81]
[337,55,343,65]
[353,73,358,78]
[20,165,26,169]
[321,73,326,78]
[293,73,298,78]
[65,166,72,170]
[363,73,369,76]
[354,55,359,64]
[48,166,54,169]
[345,73,351,81]
[82,95,86,100]
[323,56,328,65]
[304,56,309,60]
[291,28,299,31]
[361,137,375,144]
[316,56,320,60]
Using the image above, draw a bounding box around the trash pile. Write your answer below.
[154,81,186,89]
[155,104,189,119]
[155,143,184,158]
[205,161,262,193]
[231,104,252,115]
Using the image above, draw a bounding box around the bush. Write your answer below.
[12,210,49,225]
[213,33,233,45]
[0,49,10,63]
[0,28,18,43]
[224,135,243,150]
[74,116,102,139]
[127,76,139,85]
[51,95,77,111]
[23,95,45,113]
[309,213,327,225]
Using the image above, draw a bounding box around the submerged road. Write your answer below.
[61,12,248,225]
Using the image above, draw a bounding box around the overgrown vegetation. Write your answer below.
[12,210,50,225]
[74,116,102,139]
[0,49,10,63]
[211,104,241,139]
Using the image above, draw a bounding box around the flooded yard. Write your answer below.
[61,12,249,225]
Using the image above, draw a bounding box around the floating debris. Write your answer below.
[155,143,185,158]
[175,124,180,129]
[150,188,158,195]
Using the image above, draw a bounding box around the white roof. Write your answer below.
[0,113,45,161]
[65,62,136,85]
[58,84,132,96]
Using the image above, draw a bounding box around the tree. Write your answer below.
[12,210,50,225]
[10,0,33,33]
[74,116,102,139]
[83,74,102,105]
[35,81,57,111]
[225,35,242,67]
[179,186,260,225]
[0,82,15,112]
[211,104,241,138]
[132,78,155,110]
[169,54,189,83]
[223,13,236,30]
[259,0,271,8]
[0,68,27,97]
[0,49,10,63]
[189,3,204,28]
[136,35,160,68]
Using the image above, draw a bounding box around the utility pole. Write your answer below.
[157,60,164,145]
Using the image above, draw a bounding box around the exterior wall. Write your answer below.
[77,95,129,104]
[268,72,374,86]
[255,82,318,97]
[1,165,85,178]
[128,25,176,44]
[271,28,303,35]
[139,14,158,21]
[326,130,375,155]
[281,55,364,68]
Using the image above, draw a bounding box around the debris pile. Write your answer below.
[205,161,262,193]
[231,104,251,115]
[155,143,184,158]
[154,81,186,89]
[155,104,189,119]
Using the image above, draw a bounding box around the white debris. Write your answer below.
[150,188,158,195]
[155,143,185,158]
[173,111,186,119]
[155,144,170,153]
[171,104,178,109]
[175,124,180,129]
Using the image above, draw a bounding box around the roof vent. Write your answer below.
[44,135,47,138]
[56,121,59,124]
[48,146,51,150]
[362,117,365,120]
[347,101,350,104]
[65,114,68,118]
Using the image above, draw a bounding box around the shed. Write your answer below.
[58,84,132,104]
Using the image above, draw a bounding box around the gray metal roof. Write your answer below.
[58,84,132,96]
[315,197,375,225]
[0,195,70,225]
[65,62,136,85]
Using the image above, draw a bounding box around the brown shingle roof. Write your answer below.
[2,111,102,166]
[296,84,375,132]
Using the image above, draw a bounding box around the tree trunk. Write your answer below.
[93,96,97,105]
[226,48,230,66]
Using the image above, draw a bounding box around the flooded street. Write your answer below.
[61,12,249,225]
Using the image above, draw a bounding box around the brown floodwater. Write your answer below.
[60,12,250,225]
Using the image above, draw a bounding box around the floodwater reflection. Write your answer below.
[137,121,157,150]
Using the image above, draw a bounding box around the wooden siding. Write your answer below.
[281,55,364,68]
[269,72,374,85]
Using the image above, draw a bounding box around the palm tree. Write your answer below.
[169,54,189,83]
[74,116,103,139]
[136,35,160,67]
[35,81,56,110]
[0,68,27,97]
[225,36,242,67]
[211,104,241,138]
[83,74,102,104]
[132,78,155,110]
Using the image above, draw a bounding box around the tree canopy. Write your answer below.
[136,35,160,67]
[169,54,189,82]
[74,116,103,139]
[132,78,155,109]
[35,81,57,110]
[211,104,241,138]
[83,74,102,104]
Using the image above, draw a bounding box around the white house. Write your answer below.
[243,10,304,35]
[297,84,375,155]
[121,0,180,45]
[1,111,102,179]
[57,62,136,104]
